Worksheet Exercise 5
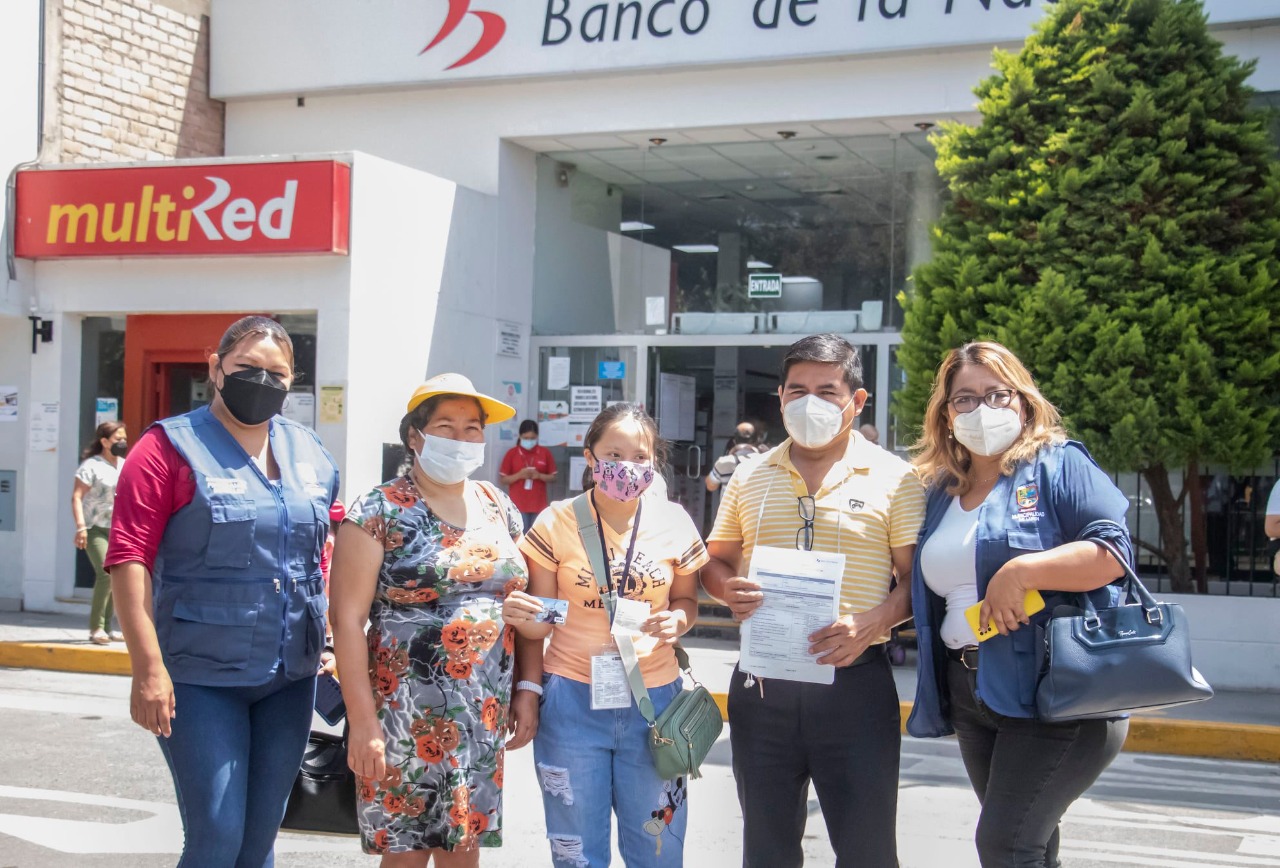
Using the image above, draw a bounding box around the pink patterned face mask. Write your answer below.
[590,456,655,502]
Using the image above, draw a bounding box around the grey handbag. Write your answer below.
[1035,537,1214,722]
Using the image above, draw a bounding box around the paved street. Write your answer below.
[0,667,1276,868]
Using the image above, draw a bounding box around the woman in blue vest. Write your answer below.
[107,316,339,868]
[907,342,1131,868]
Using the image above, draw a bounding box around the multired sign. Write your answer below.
[15,160,351,258]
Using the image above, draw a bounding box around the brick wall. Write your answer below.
[51,0,223,162]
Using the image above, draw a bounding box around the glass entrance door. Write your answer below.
[527,335,904,533]
[531,344,641,506]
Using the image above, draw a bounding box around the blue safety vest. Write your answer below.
[906,441,1132,736]
[152,405,339,687]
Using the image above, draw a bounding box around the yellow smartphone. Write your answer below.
[965,589,1046,642]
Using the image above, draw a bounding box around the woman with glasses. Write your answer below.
[502,403,707,867]
[907,341,1133,868]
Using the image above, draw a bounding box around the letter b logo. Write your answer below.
[421,0,506,69]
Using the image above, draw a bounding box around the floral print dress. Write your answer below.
[348,476,528,854]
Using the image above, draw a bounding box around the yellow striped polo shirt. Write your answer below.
[709,432,926,638]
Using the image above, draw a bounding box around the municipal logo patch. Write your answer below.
[1016,484,1039,510]
[849,499,865,511]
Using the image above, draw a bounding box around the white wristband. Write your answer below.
[515,679,543,696]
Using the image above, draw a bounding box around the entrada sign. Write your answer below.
[15,160,351,258]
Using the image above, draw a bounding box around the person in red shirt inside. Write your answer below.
[499,419,557,532]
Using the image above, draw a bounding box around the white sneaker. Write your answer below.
[89,629,110,645]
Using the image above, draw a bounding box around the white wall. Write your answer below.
[426,141,538,478]
[0,0,42,609]
[0,0,40,315]
[222,25,1280,198]
[1167,594,1280,692]
[341,153,455,496]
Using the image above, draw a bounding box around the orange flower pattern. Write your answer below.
[346,476,528,854]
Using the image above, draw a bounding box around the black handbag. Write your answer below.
[1035,537,1214,722]
[280,728,360,836]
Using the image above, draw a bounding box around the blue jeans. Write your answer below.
[158,670,316,868]
[534,673,688,868]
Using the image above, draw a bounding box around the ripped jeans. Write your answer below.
[533,673,687,868]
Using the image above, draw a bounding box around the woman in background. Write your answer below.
[73,420,128,644]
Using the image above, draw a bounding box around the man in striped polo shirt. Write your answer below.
[703,333,925,868]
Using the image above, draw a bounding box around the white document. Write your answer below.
[740,545,844,685]
[547,356,571,390]
[567,455,588,491]
[570,386,603,416]
[28,402,59,452]
[610,597,656,654]
[645,295,666,327]
[590,652,630,710]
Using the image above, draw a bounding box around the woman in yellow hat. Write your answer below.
[330,373,541,865]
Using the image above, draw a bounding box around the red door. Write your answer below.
[123,314,250,437]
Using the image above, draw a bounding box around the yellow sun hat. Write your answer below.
[405,373,516,424]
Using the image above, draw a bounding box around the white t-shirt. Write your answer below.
[1266,480,1280,519]
[75,454,123,529]
[919,497,982,649]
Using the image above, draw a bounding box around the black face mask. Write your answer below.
[218,366,288,426]
[109,441,128,458]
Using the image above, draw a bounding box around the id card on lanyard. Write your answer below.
[591,642,631,710]
[589,494,643,710]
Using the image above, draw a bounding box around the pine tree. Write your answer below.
[897,0,1280,592]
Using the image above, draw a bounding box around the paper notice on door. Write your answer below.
[568,455,587,491]
[547,356,571,391]
[739,545,843,685]
[645,296,667,327]
[540,418,570,447]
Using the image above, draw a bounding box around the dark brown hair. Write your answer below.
[398,394,486,464]
[581,403,666,490]
[81,420,126,460]
[216,316,295,369]
[780,333,863,391]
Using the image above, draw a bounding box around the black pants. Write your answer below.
[947,658,1128,868]
[728,648,900,868]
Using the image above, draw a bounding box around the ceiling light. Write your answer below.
[620,221,655,232]
[747,260,773,269]
[780,276,819,284]
[673,244,719,254]
[744,184,757,191]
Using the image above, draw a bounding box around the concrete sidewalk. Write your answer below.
[2,611,1277,762]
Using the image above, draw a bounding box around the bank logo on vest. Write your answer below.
[420,0,507,69]
[14,161,351,258]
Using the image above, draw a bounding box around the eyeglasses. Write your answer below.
[947,389,1016,414]
[796,495,815,552]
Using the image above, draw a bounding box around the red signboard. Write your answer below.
[14,160,350,258]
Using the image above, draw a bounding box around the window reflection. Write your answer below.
[533,132,944,336]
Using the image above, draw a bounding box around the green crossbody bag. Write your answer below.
[573,494,724,779]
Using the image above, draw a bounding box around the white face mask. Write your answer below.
[952,405,1022,457]
[416,431,485,484]
[782,394,851,450]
